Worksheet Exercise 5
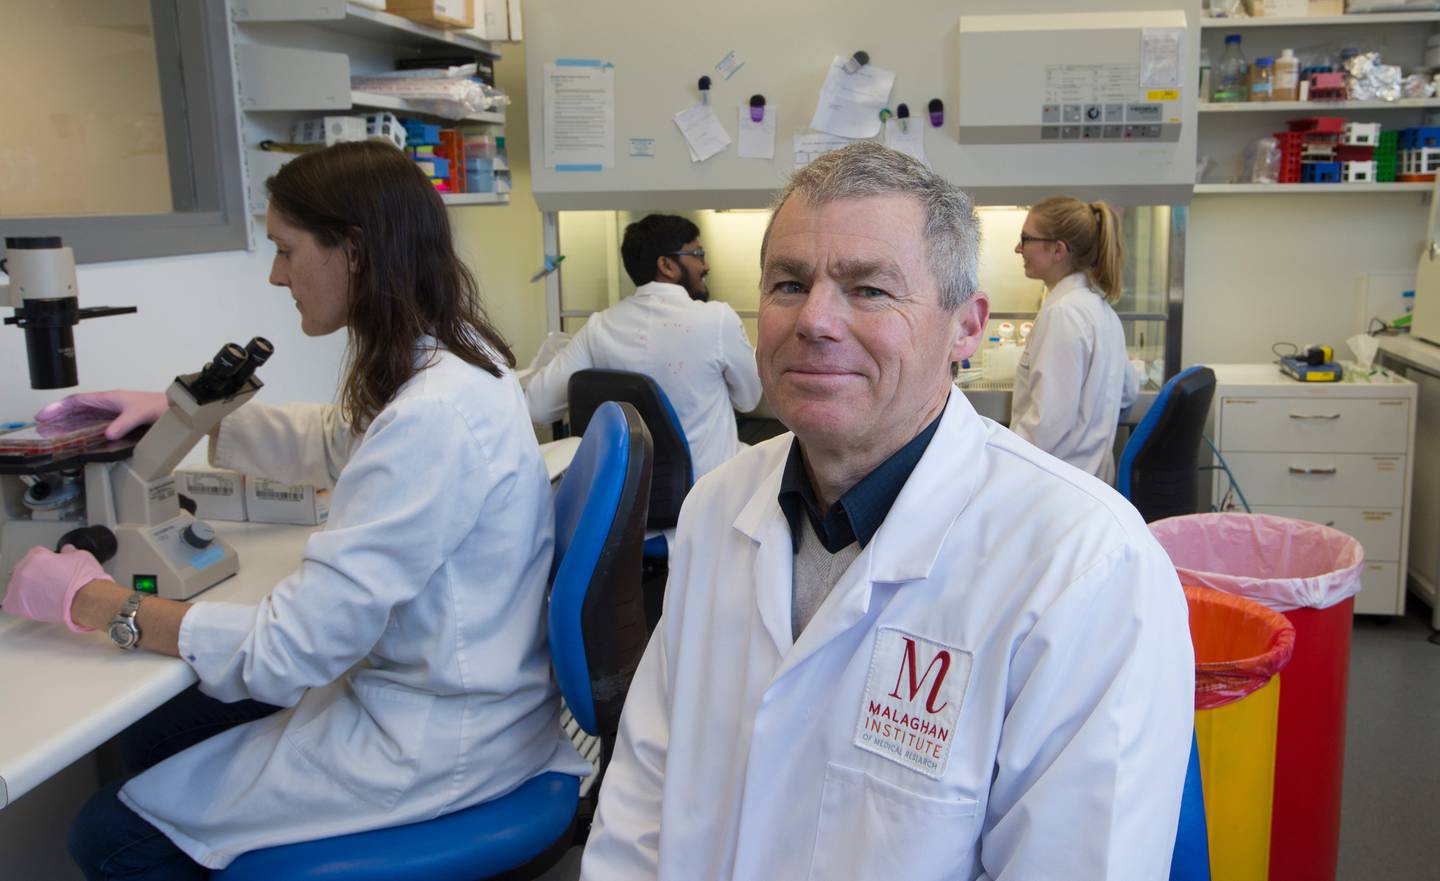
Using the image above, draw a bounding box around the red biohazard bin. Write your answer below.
[1149,513,1364,881]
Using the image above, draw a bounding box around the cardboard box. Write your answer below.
[1310,0,1344,13]
[1243,0,1308,15]
[386,0,474,29]
[246,478,330,526]
[175,468,247,522]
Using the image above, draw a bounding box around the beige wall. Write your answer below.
[450,42,550,365]
[1184,194,1428,366]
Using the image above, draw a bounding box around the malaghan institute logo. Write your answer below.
[854,628,972,779]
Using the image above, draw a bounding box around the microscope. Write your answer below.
[1,236,273,600]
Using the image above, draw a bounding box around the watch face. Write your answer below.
[109,621,139,649]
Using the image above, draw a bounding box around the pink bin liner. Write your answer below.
[1149,513,1364,612]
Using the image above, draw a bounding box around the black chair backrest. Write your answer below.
[1124,366,1217,523]
[550,400,653,741]
[569,369,693,529]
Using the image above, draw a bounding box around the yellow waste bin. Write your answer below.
[1186,586,1296,881]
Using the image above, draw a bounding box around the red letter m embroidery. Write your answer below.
[888,637,951,713]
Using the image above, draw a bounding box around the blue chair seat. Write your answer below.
[215,772,579,881]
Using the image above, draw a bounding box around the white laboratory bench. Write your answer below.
[0,446,579,811]
[0,521,313,809]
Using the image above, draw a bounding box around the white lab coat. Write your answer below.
[1010,272,1139,484]
[582,391,1193,881]
[120,343,590,869]
[525,282,763,480]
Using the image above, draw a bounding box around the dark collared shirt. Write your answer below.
[777,412,944,554]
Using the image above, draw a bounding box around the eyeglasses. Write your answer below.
[669,248,706,260]
[1018,234,1059,247]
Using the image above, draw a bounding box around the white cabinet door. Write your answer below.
[1219,397,1410,454]
[1355,561,1403,616]
[1254,505,1402,564]
[1223,452,1406,508]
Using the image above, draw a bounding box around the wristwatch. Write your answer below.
[108,592,144,650]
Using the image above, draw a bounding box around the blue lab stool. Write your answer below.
[1170,734,1211,881]
[216,402,653,881]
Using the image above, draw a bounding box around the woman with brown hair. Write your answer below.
[1009,196,1139,484]
[5,141,589,878]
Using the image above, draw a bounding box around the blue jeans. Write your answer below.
[68,685,279,881]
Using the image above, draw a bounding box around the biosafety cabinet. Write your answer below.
[524,0,1200,380]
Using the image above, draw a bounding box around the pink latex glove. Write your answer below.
[2,545,106,632]
[35,390,168,441]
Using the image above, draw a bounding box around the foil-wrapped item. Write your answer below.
[1401,74,1437,100]
[1346,52,1403,102]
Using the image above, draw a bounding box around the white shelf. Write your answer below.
[1200,12,1440,28]
[441,192,509,206]
[1194,182,1432,194]
[350,91,504,123]
[1200,99,1440,113]
[233,0,499,58]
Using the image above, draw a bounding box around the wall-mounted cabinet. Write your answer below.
[230,0,508,212]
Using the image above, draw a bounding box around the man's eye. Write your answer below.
[856,287,888,299]
[772,281,806,294]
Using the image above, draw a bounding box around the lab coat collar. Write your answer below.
[632,281,692,301]
[1044,272,1094,306]
[731,391,987,662]
[733,392,983,579]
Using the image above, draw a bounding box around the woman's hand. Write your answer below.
[1,546,107,632]
[35,390,168,441]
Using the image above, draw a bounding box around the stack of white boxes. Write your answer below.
[1208,365,1417,615]
[175,470,329,526]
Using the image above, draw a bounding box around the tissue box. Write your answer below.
[246,478,330,526]
[386,0,473,28]
[175,468,247,522]
[1243,0,1308,14]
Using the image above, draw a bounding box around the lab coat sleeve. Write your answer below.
[210,402,359,489]
[1121,354,1141,411]
[1010,308,1091,454]
[719,306,762,412]
[179,398,487,706]
[524,325,596,424]
[976,538,1194,880]
[580,617,672,880]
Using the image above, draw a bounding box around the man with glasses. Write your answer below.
[526,214,762,480]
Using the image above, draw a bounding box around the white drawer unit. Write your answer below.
[1209,365,1417,616]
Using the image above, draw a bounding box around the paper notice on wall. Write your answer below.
[1140,28,1183,90]
[738,105,776,159]
[810,56,895,139]
[793,131,853,169]
[674,104,731,162]
[544,60,614,170]
[884,119,927,166]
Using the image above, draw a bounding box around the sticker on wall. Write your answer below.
[629,138,656,158]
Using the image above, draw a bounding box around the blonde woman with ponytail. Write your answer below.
[1009,197,1139,483]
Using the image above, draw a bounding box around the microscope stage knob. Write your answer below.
[182,521,216,549]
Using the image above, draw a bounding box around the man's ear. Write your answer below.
[950,290,990,362]
[656,255,678,283]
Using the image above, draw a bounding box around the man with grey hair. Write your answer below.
[582,142,1193,881]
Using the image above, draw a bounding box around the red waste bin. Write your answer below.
[1150,513,1364,881]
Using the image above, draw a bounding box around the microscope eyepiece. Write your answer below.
[243,337,274,369]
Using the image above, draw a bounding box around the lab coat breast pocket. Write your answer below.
[286,679,437,811]
[807,762,979,881]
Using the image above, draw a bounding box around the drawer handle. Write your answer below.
[1289,413,1341,420]
[1289,466,1338,475]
